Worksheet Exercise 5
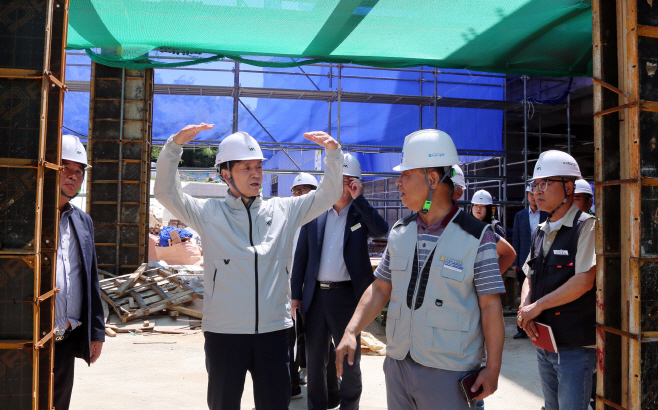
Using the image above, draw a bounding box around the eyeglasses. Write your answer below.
[530,179,564,193]
[292,186,310,195]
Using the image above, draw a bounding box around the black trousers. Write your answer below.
[204,329,290,410]
[305,285,361,410]
[54,334,77,410]
[288,325,301,389]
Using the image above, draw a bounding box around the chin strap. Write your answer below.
[60,188,80,199]
[421,167,451,215]
[60,170,85,199]
[546,177,570,230]
[222,162,258,209]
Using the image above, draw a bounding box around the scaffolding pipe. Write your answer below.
[434,68,438,129]
[567,92,571,154]
[232,62,239,133]
[503,78,508,226]
[523,75,528,188]
[328,64,332,134]
[238,98,301,170]
[337,64,342,143]
[419,71,423,129]
[539,115,542,153]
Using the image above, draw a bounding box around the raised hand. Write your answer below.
[173,123,215,145]
[347,178,363,199]
[303,131,339,150]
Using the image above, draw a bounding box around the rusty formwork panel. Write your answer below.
[0,0,69,409]
[87,64,153,276]
[594,0,658,409]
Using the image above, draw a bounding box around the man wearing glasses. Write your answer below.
[291,153,388,410]
[517,150,597,410]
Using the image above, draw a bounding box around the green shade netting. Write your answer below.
[67,0,593,76]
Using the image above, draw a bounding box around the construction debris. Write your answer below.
[99,267,198,323]
[360,331,386,356]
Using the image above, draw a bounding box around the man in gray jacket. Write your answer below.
[155,123,343,410]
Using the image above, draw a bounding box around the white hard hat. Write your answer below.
[62,134,91,168]
[290,172,318,191]
[471,190,493,205]
[343,153,362,178]
[214,132,265,166]
[394,129,460,171]
[526,184,533,193]
[531,150,582,180]
[450,165,465,188]
[574,179,593,196]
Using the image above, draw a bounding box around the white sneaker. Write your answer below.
[299,368,308,385]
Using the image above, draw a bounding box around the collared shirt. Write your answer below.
[375,203,505,296]
[528,206,542,234]
[55,204,83,336]
[316,202,352,282]
[522,203,596,276]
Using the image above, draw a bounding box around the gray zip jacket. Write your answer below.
[155,136,343,334]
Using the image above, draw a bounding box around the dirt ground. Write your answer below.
[69,316,544,410]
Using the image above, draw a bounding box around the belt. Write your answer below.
[316,280,352,290]
[55,328,72,342]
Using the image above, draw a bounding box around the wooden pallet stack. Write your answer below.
[99,263,201,323]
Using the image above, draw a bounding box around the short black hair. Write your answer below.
[471,204,497,223]
[217,160,238,182]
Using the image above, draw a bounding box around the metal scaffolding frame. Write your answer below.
[60,50,587,244]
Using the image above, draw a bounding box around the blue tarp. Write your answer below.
[63,56,504,197]
[159,226,193,247]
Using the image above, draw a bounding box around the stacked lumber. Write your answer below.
[99,263,199,323]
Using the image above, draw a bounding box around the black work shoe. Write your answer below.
[513,331,528,339]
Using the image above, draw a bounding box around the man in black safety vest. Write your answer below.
[517,150,597,410]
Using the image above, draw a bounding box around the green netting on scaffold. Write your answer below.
[67,0,593,76]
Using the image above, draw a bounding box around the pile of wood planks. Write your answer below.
[99,263,202,323]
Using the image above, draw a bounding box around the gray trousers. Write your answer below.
[384,354,473,410]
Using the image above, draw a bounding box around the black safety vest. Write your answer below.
[528,210,595,348]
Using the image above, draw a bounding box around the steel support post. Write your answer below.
[0,1,69,409]
[233,62,240,133]
[567,92,572,154]
[87,64,154,276]
[337,64,342,143]
[523,75,529,187]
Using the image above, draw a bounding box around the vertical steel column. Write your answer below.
[538,115,542,153]
[523,76,529,187]
[0,1,68,409]
[233,62,240,133]
[503,80,509,232]
[419,71,423,129]
[567,92,572,154]
[337,64,342,143]
[328,64,333,133]
[434,69,438,129]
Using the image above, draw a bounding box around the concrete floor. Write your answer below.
[69,316,544,410]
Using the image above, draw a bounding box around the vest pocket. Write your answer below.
[425,307,469,355]
[386,302,401,346]
[439,262,466,282]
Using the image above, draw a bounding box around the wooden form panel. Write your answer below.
[0,0,69,409]
[594,0,658,409]
[87,64,153,276]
